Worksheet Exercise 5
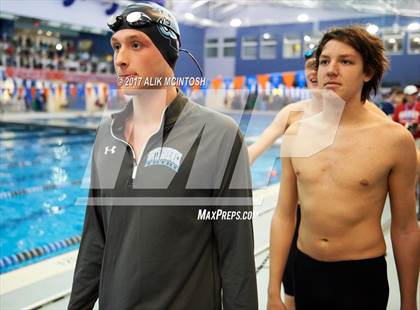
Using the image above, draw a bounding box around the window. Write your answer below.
[205,38,218,58]
[382,29,404,55]
[303,33,320,54]
[283,34,301,58]
[260,33,277,59]
[408,32,420,54]
[241,36,258,60]
[223,37,236,57]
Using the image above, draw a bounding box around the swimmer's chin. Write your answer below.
[118,87,144,96]
[118,86,164,96]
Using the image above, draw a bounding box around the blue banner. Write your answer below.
[223,77,233,90]
[296,70,306,88]
[269,73,283,88]
[245,75,257,91]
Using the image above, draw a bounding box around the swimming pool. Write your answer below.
[0,112,281,273]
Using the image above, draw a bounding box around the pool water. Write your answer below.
[0,112,281,273]
[0,128,94,272]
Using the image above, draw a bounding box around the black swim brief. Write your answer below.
[294,248,389,310]
[282,206,301,296]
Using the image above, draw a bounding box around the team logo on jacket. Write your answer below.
[144,147,182,172]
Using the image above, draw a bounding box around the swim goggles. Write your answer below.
[304,46,317,60]
[107,11,180,41]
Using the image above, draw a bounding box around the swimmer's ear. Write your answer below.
[363,68,374,83]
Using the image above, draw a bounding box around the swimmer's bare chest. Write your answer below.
[292,124,395,259]
[292,125,393,199]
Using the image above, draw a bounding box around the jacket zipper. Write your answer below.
[110,118,140,180]
[109,107,167,181]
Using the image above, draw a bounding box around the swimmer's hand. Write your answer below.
[267,295,287,310]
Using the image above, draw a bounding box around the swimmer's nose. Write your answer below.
[114,46,129,71]
[326,60,339,77]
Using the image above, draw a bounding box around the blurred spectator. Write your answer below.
[0,32,113,73]
[378,89,395,116]
[393,85,420,139]
[390,88,405,109]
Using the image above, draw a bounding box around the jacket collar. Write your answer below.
[110,89,188,140]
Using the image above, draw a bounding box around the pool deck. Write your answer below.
[1,184,418,310]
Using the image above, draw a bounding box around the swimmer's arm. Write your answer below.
[417,149,420,181]
[68,158,104,309]
[388,130,420,310]
[268,156,298,303]
[248,106,290,165]
[213,129,258,309]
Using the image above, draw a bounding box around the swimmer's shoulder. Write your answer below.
[365,100,387,118]
[367,105,395,126]
[277,99,312,128]
[280,99,311,113]
[283,116,301,136]
[375,115,416,153]
[190,101,240,134]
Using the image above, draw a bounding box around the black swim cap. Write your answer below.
[107,2,181,68]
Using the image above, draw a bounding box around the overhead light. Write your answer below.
[297,14,309,22]
[201,19,212,26]
[407,22,420,31]
[366,24,379,34]
[184,12,195,20]
[230,18,242,27]
[388,38,396,44]
[309,43,316,49]
[304,35,311,42]
[46,31,52,37]
[56,43,63,51]
[37,29,43,35]
[191,0,209,9]
[413,37,420,43]
[263,33,271,40]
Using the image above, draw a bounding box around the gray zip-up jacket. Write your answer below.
[68,91,258,310]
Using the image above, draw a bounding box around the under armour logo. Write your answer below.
[104,146,117,155]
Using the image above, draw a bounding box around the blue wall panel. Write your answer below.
[175,24,205,78]
[235,23,313,76]
[384,54,420,85]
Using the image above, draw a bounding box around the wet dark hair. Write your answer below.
[316,25,389,102]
